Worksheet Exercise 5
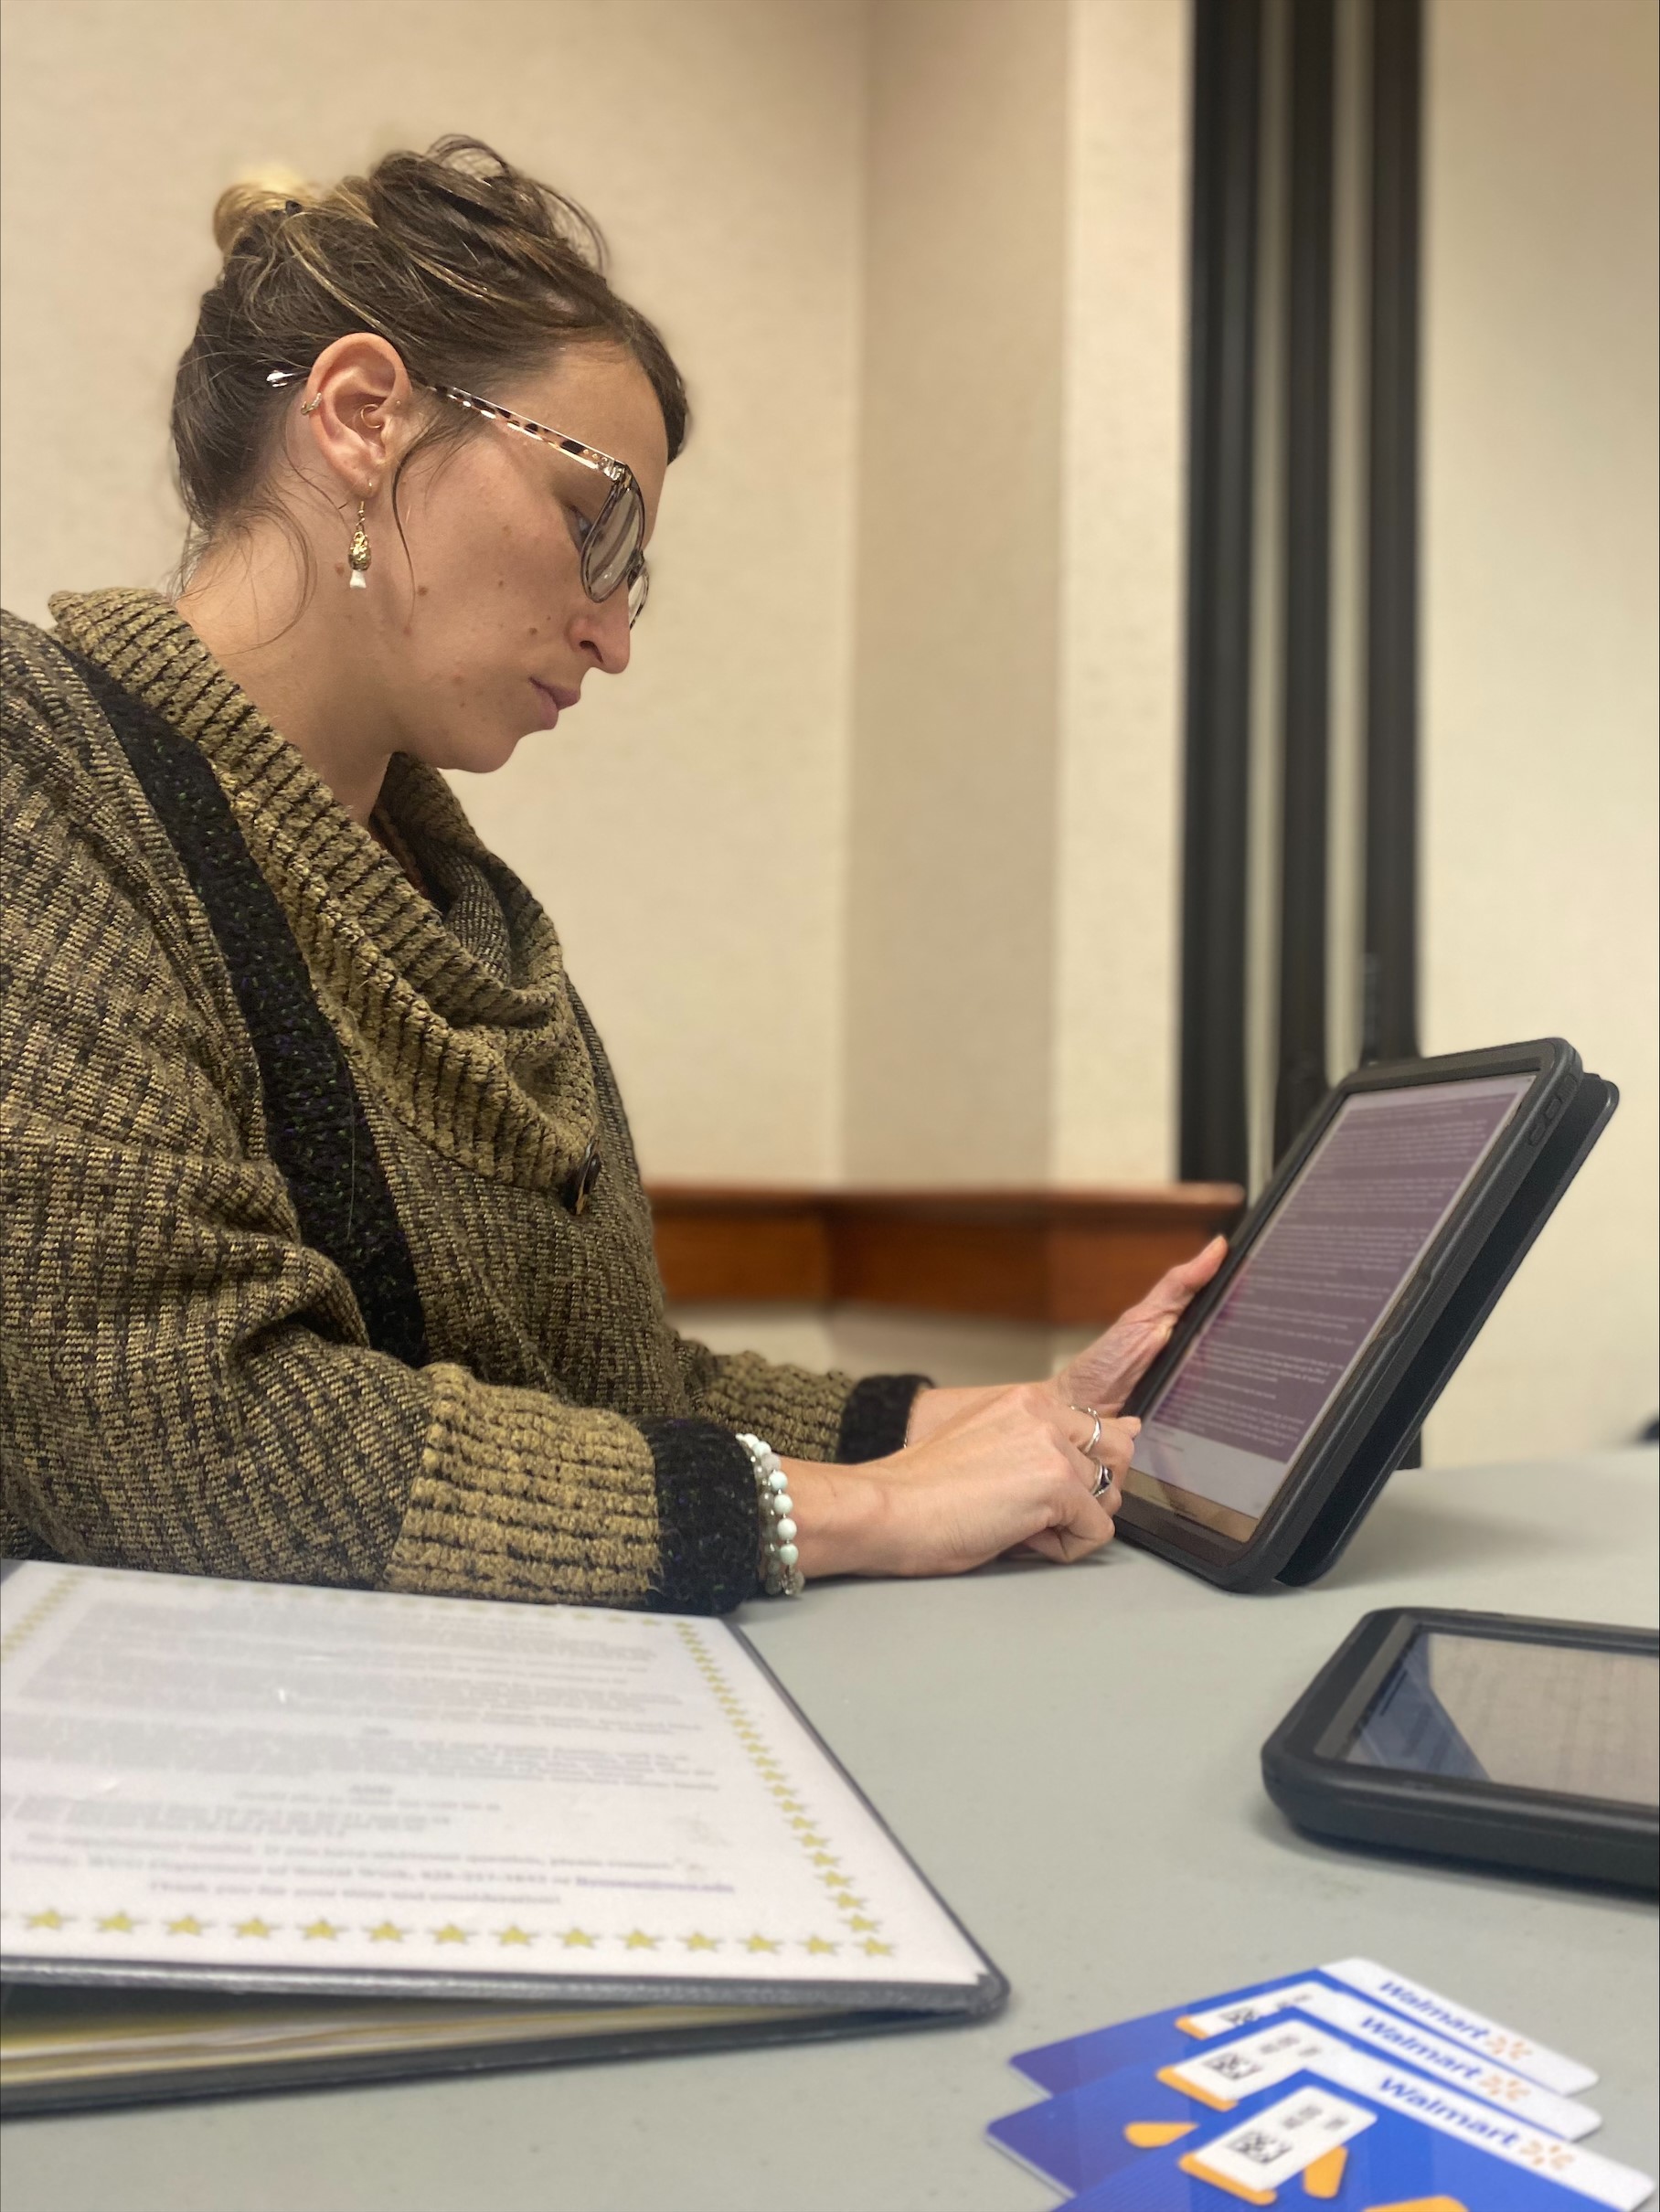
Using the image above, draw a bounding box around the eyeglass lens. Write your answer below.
[582,480,645,603]
[625,563,650,628]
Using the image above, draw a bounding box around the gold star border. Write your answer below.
[0,1566,83,1662]
[23,1905,883,1958]
[673,1623,893,1962]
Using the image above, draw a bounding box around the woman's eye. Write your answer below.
[566,506,593,547]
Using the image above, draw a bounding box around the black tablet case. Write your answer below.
[1261,1607,1660,1892]
[1119,1045,1618,1592]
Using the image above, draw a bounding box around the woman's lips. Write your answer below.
[530,679,580,726]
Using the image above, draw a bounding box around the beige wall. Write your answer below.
[1051,0,1189,1184]
[843,0,1069,1184]
[842,0,1189,1187]
[1421,0,1659,1458]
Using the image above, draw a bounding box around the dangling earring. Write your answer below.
[348,497,372,590]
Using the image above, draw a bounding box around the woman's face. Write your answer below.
[358,342,669,773]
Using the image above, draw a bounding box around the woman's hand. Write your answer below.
[900,1235,1228,1452]
[772,1237,1226,1589]
[1052,1234,1227,1418]
[780,1386,1137,1581]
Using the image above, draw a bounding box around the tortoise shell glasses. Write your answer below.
[264,370,651,625]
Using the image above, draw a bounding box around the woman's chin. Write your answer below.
[422,730,525,779]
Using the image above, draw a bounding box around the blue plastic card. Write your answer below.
[1058,2085,1654,2210]
[1011,1967,1335,2095]
[989,2059,1253,2191]
[991,2033,1651,2209]
[1011,1955,1598,2102]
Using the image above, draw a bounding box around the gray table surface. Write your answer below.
[5,1447,1657,2212]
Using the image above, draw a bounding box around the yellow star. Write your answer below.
[809,1851,839,1866]
[96,1910,140,1933]
[846,1915,880,1933]
[166,1914,208,1937]
[775,1798,803,1814]
[835,1897,868,1912]
[495,1924,534,1947]
[366,1920,406,1943]
[25,1908,69,1930]
[803,1936,838,1955]
[860,1937,894,1956]
[821,1872,852,1890]
[301,1918,342,1941]
[743,1933,782,1953]
[792,1823,822,1839]
[235,1916,278,1940]
[432,1923,471,1944]
[622,1929,660,1950]
[557,1927,598,1948]
[680,1931,719,1951]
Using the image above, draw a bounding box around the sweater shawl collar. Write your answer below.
[49,587,599,1194]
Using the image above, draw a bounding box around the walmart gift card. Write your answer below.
[991,2025,1650,2210]
[1011,1957,1598,2102]
[1059,2079,1654,2210]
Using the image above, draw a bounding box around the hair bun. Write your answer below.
[212,172,317,260]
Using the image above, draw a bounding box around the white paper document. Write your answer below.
[0,1563,986,1995]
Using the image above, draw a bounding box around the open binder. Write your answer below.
[0,1563,1006,2111]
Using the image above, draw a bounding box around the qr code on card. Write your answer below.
[1229,2129,1293,2166]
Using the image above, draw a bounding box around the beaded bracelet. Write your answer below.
[736,1432,805,1599]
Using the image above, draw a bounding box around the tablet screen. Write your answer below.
[1341,1630,1660,1808]
[1127,1074,1531,1542]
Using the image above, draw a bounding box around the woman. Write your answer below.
[0,138,1221,1612]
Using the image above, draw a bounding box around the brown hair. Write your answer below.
[172,135,689,569]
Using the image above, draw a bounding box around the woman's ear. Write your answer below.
[298,333,412,499]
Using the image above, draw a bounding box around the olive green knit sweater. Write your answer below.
[0,590,920,1611]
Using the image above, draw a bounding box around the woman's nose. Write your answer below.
[573,586,632,675]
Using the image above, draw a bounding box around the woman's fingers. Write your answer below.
[1055,1237,1228,1413]
[1025,1488,1115,1561]
[1046,1409,1132,1538]
[1061,1409,1139,1481]
[1138,1234,1228,1316]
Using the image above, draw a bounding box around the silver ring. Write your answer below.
[1069,1404,1103,1457]
[1070,1403,1110,1494]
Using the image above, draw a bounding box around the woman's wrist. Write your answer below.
[777,1458,893,1581]
[902,1382,1006,1448]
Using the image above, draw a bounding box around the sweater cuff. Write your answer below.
[836,1374,932,1462]
[636,1418,761,1616]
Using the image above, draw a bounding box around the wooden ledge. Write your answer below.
[646,1183,1244,1327]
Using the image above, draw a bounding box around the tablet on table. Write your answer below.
[1261,1606,1659,1892]
[1120,1038,1617,1590]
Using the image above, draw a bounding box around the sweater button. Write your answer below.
[561,1136,601,1216]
